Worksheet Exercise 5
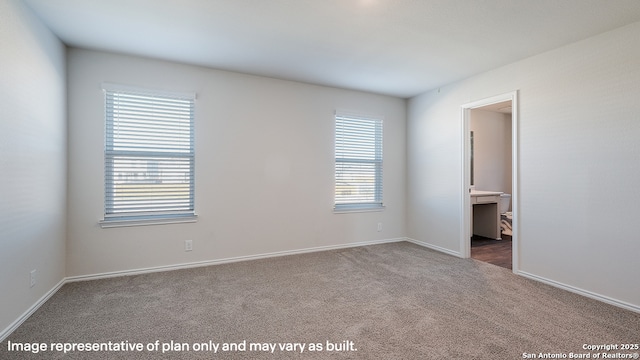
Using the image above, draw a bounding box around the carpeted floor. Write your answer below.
[1,241,639,359]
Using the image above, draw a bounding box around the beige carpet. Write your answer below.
[1,242,639,359]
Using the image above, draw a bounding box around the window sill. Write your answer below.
[333,206,385,214]
[99,214,198,228]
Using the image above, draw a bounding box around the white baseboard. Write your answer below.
[0,279,65,343]
[4,238,637,342]
[1,237,404,342]
[405,238,640,314]
[405,237,463,258]
[66,237,406,283]
[516,270,640,314]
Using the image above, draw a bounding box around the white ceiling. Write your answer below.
[477,100,512,114]
[23,0,640,98]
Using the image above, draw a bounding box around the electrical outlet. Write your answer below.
[377,222,383,232]
[185,240,193,252]
[30,269,36,288]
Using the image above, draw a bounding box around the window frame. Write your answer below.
[99,83,197,228]
[334,111,384,213]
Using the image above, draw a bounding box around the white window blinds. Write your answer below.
[103,85,195,222]
[335,112,383,210]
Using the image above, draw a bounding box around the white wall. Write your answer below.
[407,21,640,308]
[66,48,406,277]
[0,0,67,334]
[470,109,512,197]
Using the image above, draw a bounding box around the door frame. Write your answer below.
[460,91,519,272]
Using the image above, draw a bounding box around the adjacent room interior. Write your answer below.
[469,100,514,270]
[2,0,640,358]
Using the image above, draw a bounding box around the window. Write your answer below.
[334,111,383,211]
[101,84,196,227]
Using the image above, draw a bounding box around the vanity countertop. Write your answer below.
[470,190,503,196]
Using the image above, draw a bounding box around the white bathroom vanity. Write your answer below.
[470,190,503,240]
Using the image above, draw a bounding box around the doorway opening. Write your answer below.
[460,92,518,272]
